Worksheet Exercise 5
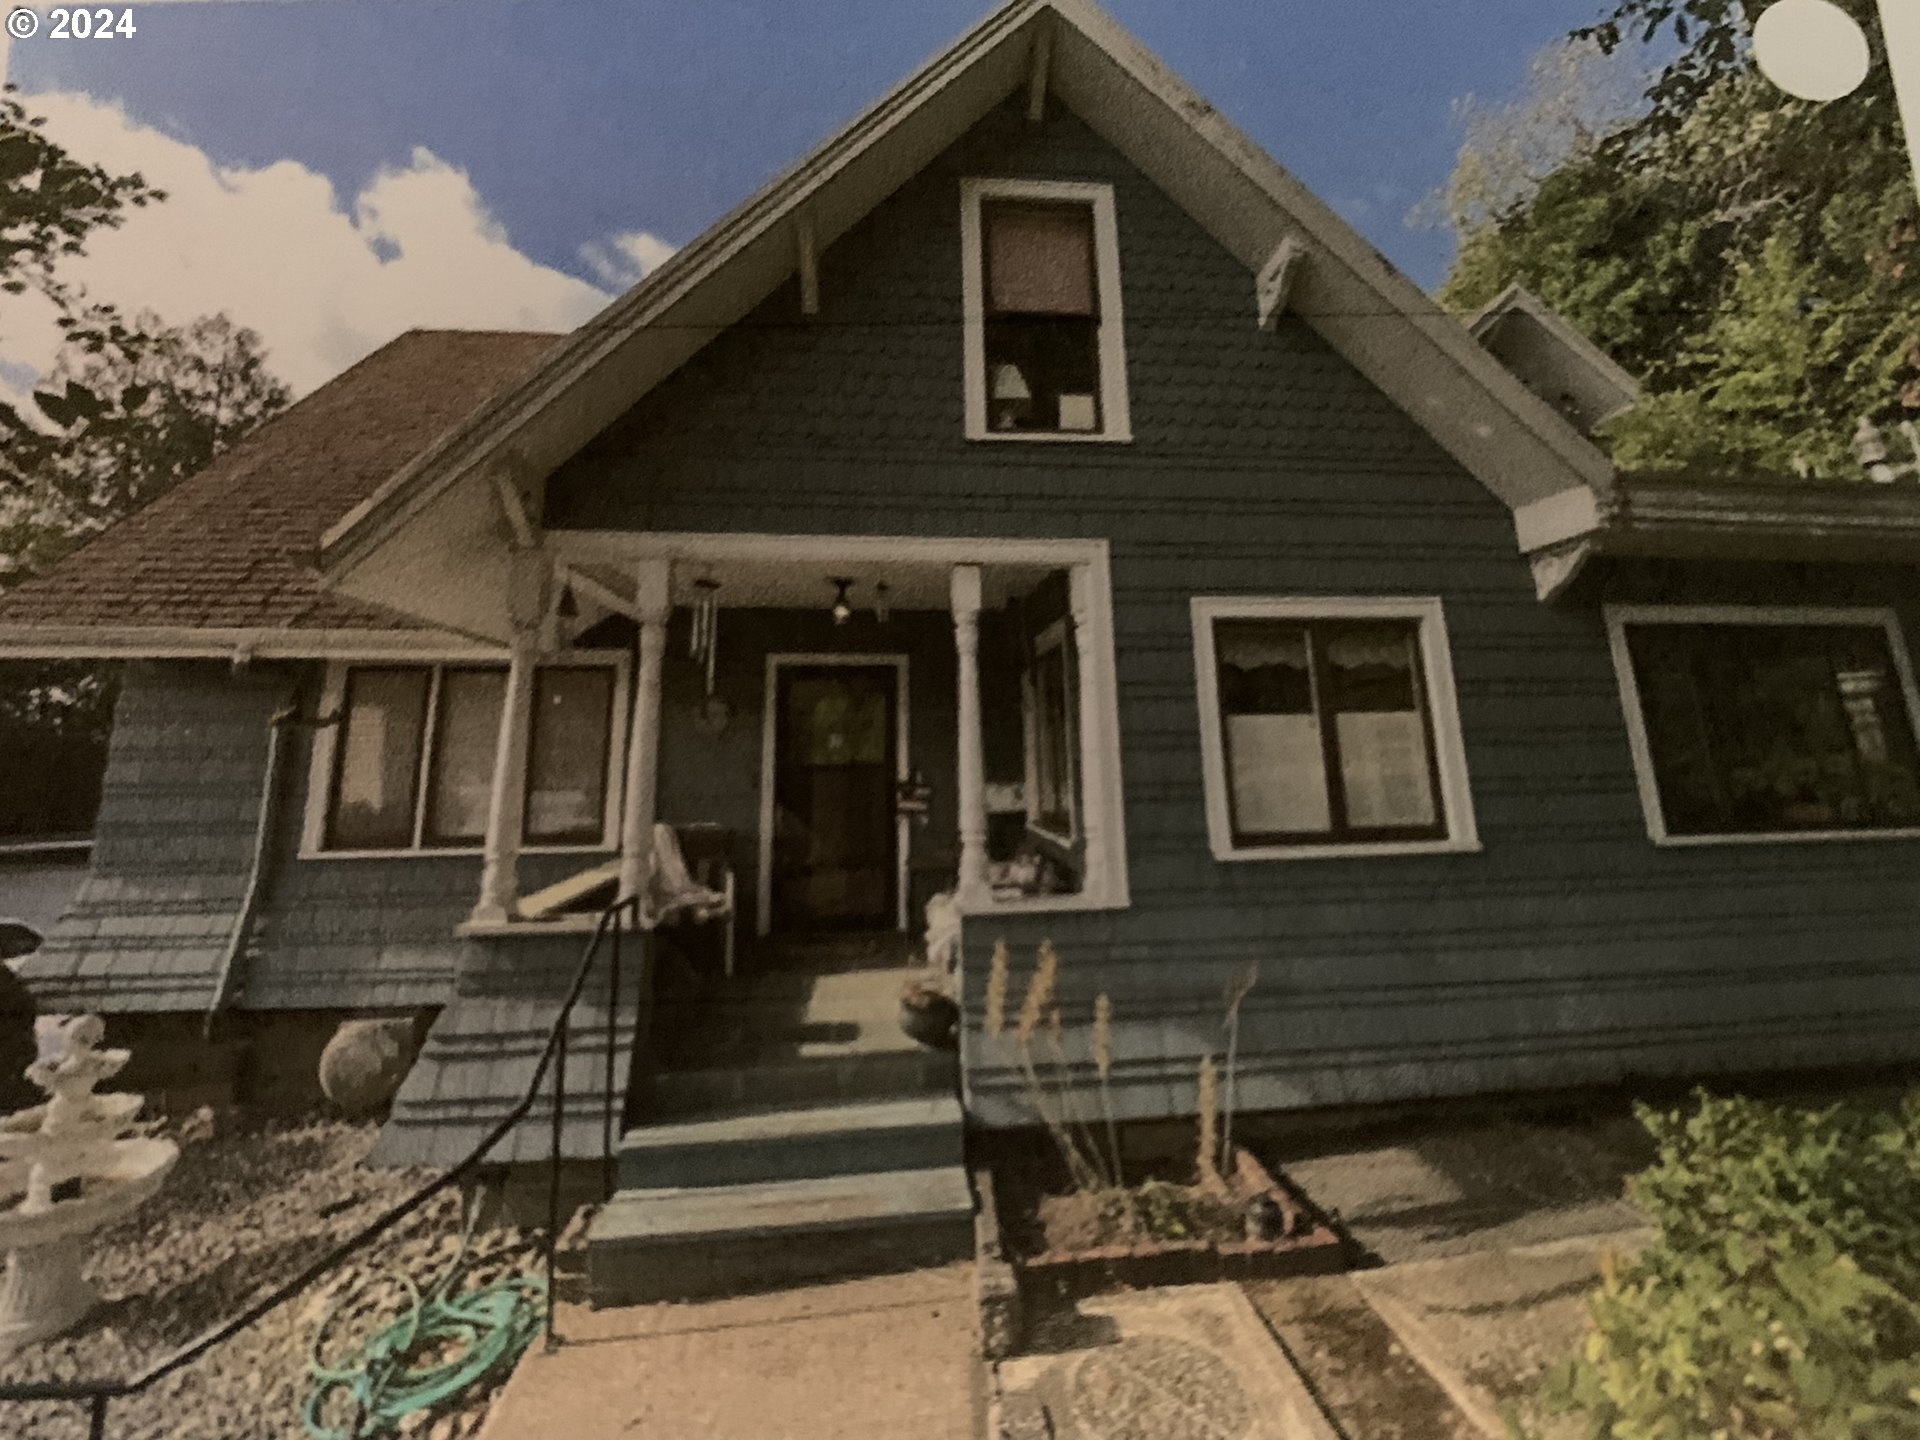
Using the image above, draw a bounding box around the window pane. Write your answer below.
[985,202,1096,316]
[1214,620,1331,839]
[1323,623,1439,831]
[423,668,505,847]
[1628,622,1920,835]
[985,317,1102,434]
[1031,643,1078,833]
[981,200,1103,435]
[327,668,430,850]
[525,668,615,844]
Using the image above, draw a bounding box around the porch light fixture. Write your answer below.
[830,577,854,626]
[874,581,892,624]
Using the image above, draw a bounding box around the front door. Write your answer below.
[771,664,899,930]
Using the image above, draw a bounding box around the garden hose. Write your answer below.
[301,1200,547,1439]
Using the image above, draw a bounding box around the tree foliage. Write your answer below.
[1532,1091,1920,1440]
[0,83,160,306]
[1433,1,1920,476]
[0,313,290,580]
[0,85,288,841]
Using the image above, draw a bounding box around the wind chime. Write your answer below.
[689,577,721,695]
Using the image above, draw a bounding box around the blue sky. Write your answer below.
[4,0,1627,394]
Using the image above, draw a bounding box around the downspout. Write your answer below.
[202,677,330,1039]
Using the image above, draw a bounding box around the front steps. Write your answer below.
[587,950,972,1305]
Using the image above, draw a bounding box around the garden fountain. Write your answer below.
[0,1015,178,1359]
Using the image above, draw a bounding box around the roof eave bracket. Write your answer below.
[1256,236,1307,330]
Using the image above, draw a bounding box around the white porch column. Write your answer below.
[471,549,552,926]
[618,558,673,907]
[951,564,989,905]
[1069,563,1110,903]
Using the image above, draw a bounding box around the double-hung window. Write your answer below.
[961,179,1130,441]
[1608,606,1920,844]
[1191,597,1479,860]
[307,658,624,855]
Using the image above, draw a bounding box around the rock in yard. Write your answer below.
[318,1018,419,1118]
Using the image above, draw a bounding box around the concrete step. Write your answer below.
[617,1095,965,1190]
[639,1046,956,1117]
[587,1166,976,1304]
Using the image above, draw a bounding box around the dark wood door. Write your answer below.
[772,665,898,930]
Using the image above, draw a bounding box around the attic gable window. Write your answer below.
[962,179,1130,442]
[1608,606,1920,845]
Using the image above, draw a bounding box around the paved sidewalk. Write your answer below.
[477,1263,981,1440]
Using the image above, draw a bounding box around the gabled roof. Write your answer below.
[317,0,1618,641]
[0,330,556,654]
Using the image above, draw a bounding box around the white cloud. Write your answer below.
[0,91,659,396]
[579,230,677,290]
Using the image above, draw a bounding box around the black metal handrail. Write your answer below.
[0,893,641,1439]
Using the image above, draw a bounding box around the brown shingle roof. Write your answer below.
[0,329,559,636]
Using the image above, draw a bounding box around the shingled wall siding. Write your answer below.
[547,95,1920,1124]
[20,661,290,1013]
[22,660,603,1018]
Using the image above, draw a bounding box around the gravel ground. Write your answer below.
[0,1110,551,1440]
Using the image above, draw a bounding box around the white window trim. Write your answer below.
[300,652,631,860]
[960,177,1132,444]
[1190,596,1482,862]
[1022,618,1079,847]
[1605,603,1920,848]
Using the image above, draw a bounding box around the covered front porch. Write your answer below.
[462,532,1129,948]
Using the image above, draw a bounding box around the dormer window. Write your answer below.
[962,179,1130,442]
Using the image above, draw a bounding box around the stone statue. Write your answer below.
[0,1015,179,1358]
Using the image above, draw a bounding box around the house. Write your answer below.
[3,0,1919,1294]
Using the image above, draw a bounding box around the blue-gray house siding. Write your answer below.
[542,94,1920,1125]
[22,659,606,1019]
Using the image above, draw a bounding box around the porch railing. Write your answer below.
[0,893,641,1440]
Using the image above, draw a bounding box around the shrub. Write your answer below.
[1534,1089,1920,1440]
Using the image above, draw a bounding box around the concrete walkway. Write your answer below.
[477,1263,981,1440]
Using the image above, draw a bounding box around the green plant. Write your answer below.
[1529,1089,1920,1440]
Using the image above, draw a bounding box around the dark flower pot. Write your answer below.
[900,991,959,1050]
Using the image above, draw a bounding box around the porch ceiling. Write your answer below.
[562,554,1056,612]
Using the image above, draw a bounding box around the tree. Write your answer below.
[0,313,290,579]
[0,83,160,307]
[0,87,289,842]
[1429,1,1920,477]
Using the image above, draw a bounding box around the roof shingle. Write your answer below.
[0,329,557,635]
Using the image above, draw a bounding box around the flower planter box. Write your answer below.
[988,1146,1351,1310]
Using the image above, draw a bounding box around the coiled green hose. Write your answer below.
[301,1205,547,1439]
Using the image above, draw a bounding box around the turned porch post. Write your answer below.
[472,549,552,926]
[951,563,989,905]
[618,558,673,909]
[1069,562,1110,904]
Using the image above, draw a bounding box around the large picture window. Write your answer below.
[961,179,1130,442]
[1191,597,1479,861]
[1609,607,1920,843]
[310,658,624,855]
